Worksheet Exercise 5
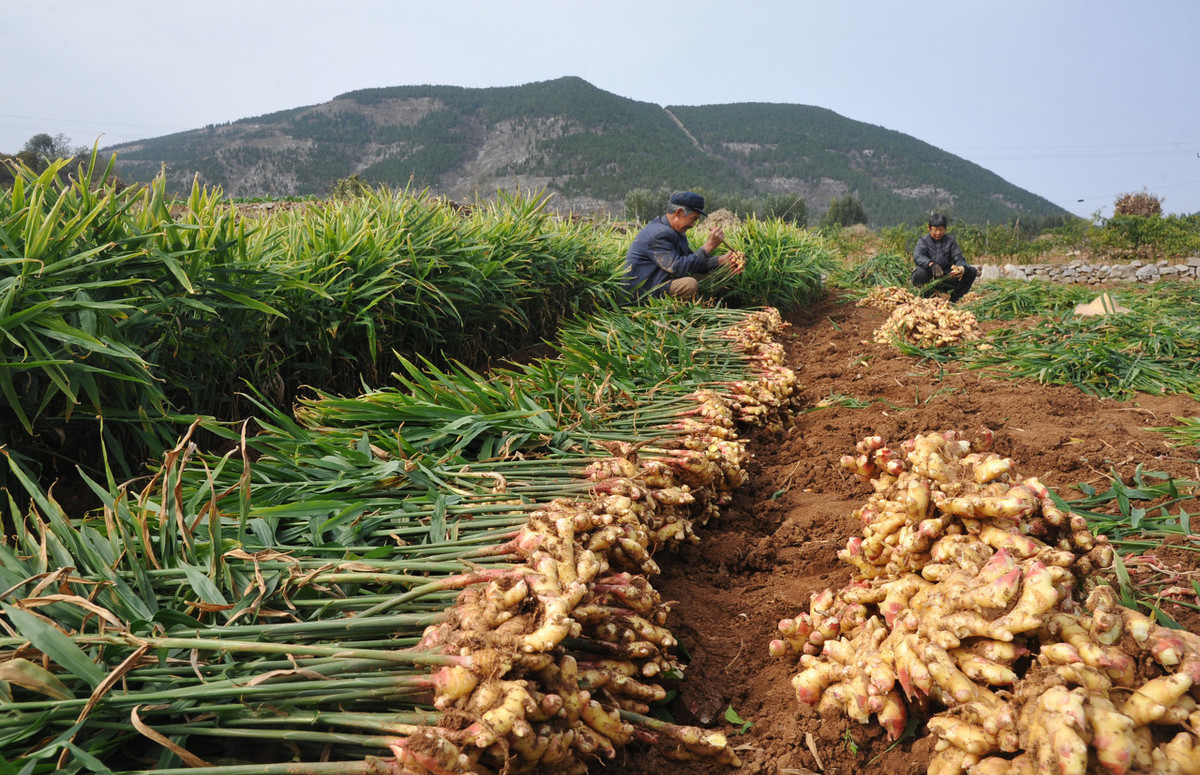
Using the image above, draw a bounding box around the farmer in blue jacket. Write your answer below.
[911,213,978,303]
[622,191,743,301]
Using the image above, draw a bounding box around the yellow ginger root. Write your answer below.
[579,698,633,748]
[988,561,1059,637]
[778,430,1200,775]
[927,716,1003,757]
[949,650,1018,686]
[922,640,1004,708]
[879,573,933,627]
[926,745,981,775]
[1151,731,1200,775]
[1086,694,1136,775]
[388,314,799,775]
[969,758,1018,775]
[906,550,1058,650]
[1121,672,1194,727]
[893,632,933,699]
[792,657,845,706]
[457,681,537,748]
[1019,684,1089,775]
[1043,613,1135,683]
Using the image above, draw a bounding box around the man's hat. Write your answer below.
[669,191,707,216]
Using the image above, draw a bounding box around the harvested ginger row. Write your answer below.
[393,309,795,775]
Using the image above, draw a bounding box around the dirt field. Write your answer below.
[604,291,1200,775]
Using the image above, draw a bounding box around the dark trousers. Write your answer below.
[911,264,978,302]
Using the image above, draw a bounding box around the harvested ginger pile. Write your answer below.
[858,286,981,348]
[773,430,1200,775]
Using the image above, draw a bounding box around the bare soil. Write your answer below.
[599,291,1200,775]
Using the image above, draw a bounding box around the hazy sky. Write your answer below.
[5,0,1199,218]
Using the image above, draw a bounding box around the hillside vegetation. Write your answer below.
[103,76,1068,227]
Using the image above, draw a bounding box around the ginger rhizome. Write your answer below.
[392,309,798,774]
[858,286,981,348]
[774,430,1200,775]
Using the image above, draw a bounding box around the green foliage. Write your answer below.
[699,218,836,311]
[761,192,807,226]
[329,173,371,199]
[1091,213,1200,256]
[821,195,868,228]
[624,187,672,222]
[829,251,911,290]
[0,301,783,771]
[0,154,629,500]
[877,224,920,256]
[964,279,1096,320]
[0,152,174,484]
[724,705,753,734]
[872,214,1101,262]
[623,188,807,227]
[959,287,1200,399]
[17,133,85,172]
[3,146,837,508]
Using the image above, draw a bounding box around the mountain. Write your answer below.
[104,76,1068,226]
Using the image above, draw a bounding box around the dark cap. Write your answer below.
[669,191,707,216]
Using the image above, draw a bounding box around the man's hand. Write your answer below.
[948,264,965,279]
[930,264,944,279]
[703,227,725,254]
[720,250,746,275]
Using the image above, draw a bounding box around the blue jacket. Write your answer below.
[622,216,719,299]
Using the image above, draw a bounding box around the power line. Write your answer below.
[0,124,148,141]
[947,139,1200,163]
[0,112,193,132]
[950,140,1200,151]
[972,150,1199,162]
[1061,178,1200,207]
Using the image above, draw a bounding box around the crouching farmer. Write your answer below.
[622,191,742,301]
[912,213,978,303]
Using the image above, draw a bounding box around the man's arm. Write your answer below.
[947,236,968,266]
[650,245,717,276]
[913,235,933,269]
[649,231,721,277]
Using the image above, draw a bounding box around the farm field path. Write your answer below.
[605,291,1200,775]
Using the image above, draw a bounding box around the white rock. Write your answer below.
[1135,265,1160,281]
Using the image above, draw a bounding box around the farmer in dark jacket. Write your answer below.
[622,191,742,301]
[912,213,978,302]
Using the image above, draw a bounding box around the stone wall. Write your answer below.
[982,257,1200,285]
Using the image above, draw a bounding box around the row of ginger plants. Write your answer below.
[0,153,624,492]
[0,304,805,773]
[1,152,835,502]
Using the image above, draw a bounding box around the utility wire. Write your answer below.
[0,112,193,132]
[1059,178,1200,209]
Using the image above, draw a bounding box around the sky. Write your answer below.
[5,0,1199,219]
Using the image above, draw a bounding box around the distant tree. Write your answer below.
[623,187,671,223]
[705,192,757,219]
[17,133,85,171]
[821,195,868,228]
[330,173,372,199]
[761,192,807,226]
